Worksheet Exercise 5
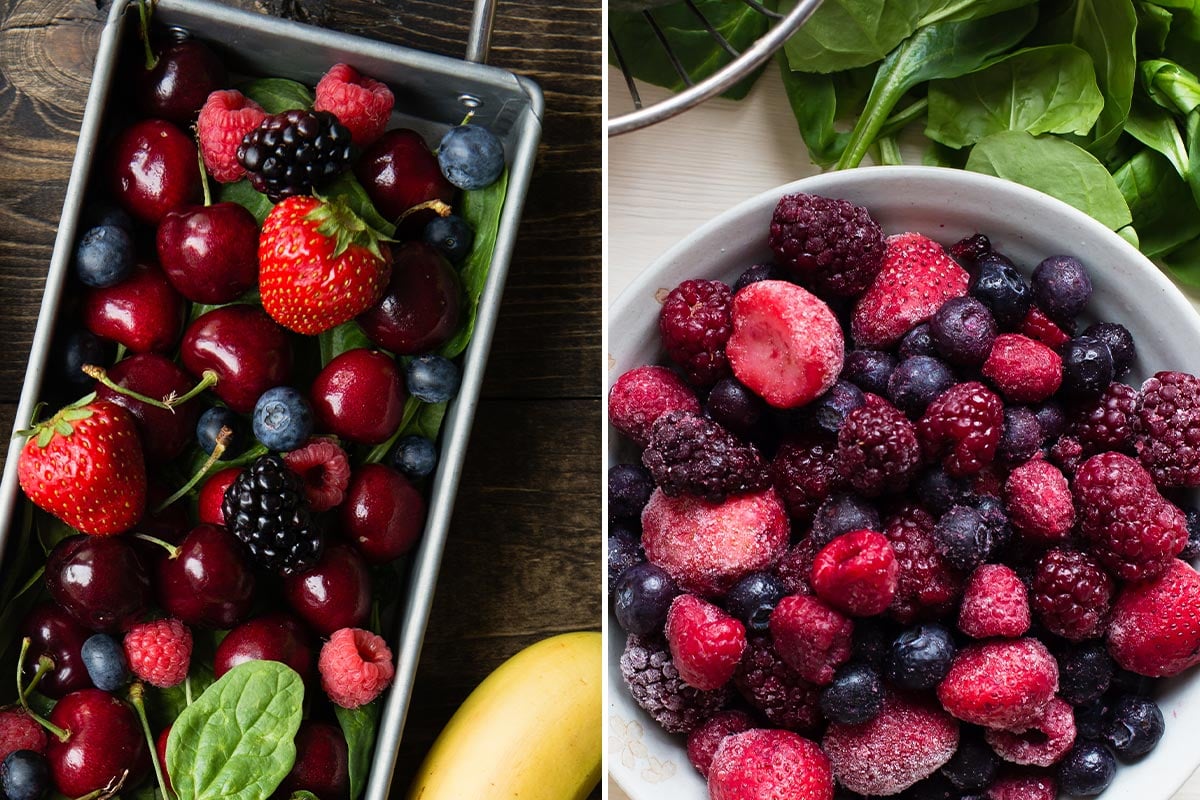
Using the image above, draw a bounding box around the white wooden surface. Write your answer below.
[605,65,1200,800]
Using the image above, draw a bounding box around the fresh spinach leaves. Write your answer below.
[239,78,314,114]
[439,170,508,359]
[335,702,382,800]
[782,0,925,73]
[1113,148,1200,255]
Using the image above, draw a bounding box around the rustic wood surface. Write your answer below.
[0,0,601,793]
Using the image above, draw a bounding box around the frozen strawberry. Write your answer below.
[768,594,853,685]
[1004,459,1074,543]
[985,698,1075,767]
[810,530,898,617]
[686,710,755,778]
[957,564,1030,639]
[664,594,746,691]
[982,334,1063,403]
[726,280,844,409]
[608,365,699,446]
[937,639,1058,730]
[709,729,833,800]
[1108,558,1200,677]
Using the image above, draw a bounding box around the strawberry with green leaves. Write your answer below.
[17,394,146,535]
[258,195,392,335]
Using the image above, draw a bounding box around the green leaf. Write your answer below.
[289,793,321,800]
[1163,235,1200,285]
[146,659,217,732]
[217,180,273,225]
[1118,224,1141,248]
[1138,1,1175,53]
[782,0,925,73]
[917,0,1038,25]
[323,173,397,238]
[438,170,508,359]
[36,510,76,555]
[334,702,381,800]
[966,130,1133,230]
[1187,109,1200,207]
[926,45,1105,149]
[1165,8,1200,73]
[779,62,852,166]
[1141,58,1200,115]
[924,140,970,167]
[318,321,373,368]
[239,78,314,114]
[1112,149,1200,255]
[1125,99,1191,177]
[166,661,304,800]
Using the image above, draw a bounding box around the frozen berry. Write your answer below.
[941,731,998,792]
[1182,506,1200,560]
[915,468,971,514]
[709,728,834,800]
[1071,381,1137,456]
[1060,337,1114,402]
[998,406,1042,463]
[1035,402,1067,441]
[985,697,1075,767]
[614,563,678,636]
[918,382,1004,477]
[1103,695,1164,758]
[608,523,644,595]
[987,772,1057,800]
[883,505,962,623]
[1057,742,1116,795]
[937,638,1058,729]
[1134,370,1200,487]
[318,627,395,708]
[620,634,730,734]
[809,380,864,436]
[686,710,754,778]
[437,124,504,190]
[659,278,733,387]
[609,463,654,522]
[843,349,897,396]
[725,571,785,633]
[1005,460,1074,543]
[1057,641,1113,705]
[969,252,1032,329]
[767,192,885,296]
[642,411,770,502]
[124,618,192,688]
[957,564,1030,639]
[820,661,883,725]
[735,635,822,731]
[885,622,956,690]
[1049,434,1085,474]
[1021,305,1072,348]
[1082,321,1135,377]
[930,296,996,366]
[772,437,841,524]
[974,495,1013,554]
[951,233,992,265]
[888,356,955,418]
[608,365,698,446]
[1030,548,1113,641]
[664,594,746,690]
[931,505,992,571]
[981,334,1062,403]
[837,395,920,495]
[769,594,853,685]
[313,63,394,147]
[705,377,767,439]
[811,530,898,617]
[899,323,937,359]
[1108,559,1200,677]
[1032,255,1092,325]
[732,263,780,293]
[812,494,881,545]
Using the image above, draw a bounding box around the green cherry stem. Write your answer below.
[16,638,69,743]
[75,769,129,800]
[82,365,173,411]
[197,146,212,207]
[184,675,193,707]
[136,0,158,71]
[153,426,231,513]
[133,533,181,559]
[21,655,54,700]
[396,199,452,225]
[130,683,176,800]
[167,369,220,407]
[459,109,476,126]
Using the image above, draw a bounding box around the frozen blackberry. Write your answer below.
[1104,695,1164,759]
[221,454,323,575]
[811,493,882,545]
[888,355,954,418]
[237,109,353,202]
[808,380,865,436]
[843,349,897,396]
[772,437,842,525]
[820,661,883,725]
[1181,505,1200,560]
[1134,370,1200,487]
[608,463,654,523]
[998,405,1042,464]
[1056,640,1113,705]
[837,395,921,495]
[767,193,885,297]
[968,252,1032,329]
[1032,255,1093,325]
[930,296,996,366]
[642,411,770,502]
[931,505,992,571]
[950,233,991,265]
[608,522,644,595]
[1030,548,1113,641]
[1058,742,1116,796]
[1083,322,1135,377]
[1071,382,1136,456]
[732,263,780,293]
[735,635,822,731]
[704,377,766,439]
[899,323,936,359]
[659,279,733,387]
[620,634,731,734]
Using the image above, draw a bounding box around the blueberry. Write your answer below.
[950,233,992,265]
[390,434,438,479]
[732,263,780,293]
[998,405,1042,463]
[608,464,654,523]
[81,633,129,691]
[197,407,247,459]
[608,522,644,595]
[704,377,766,439]
[438,124,505,190]
[1075,697,1112,739]
[904,774,958,800]
[1057,742,1116,795]
[1033,255,1092,324]
[725,571,785,633]
[886,623,956,690]
[81,203,134,232]
[1,750,49,800]
[843,349,897,396]
[972,494,1012,554]
[1181,505,1200,560]
[940,731,998,791]
[887,356,954,417]
[811,494,881,547]
[820,662,883,725]
[968,252,1032,329]
[614,562,678,635]
[930,296,997,366]
[252,386,313,451]
[1061,337,1115,401]
[1083,321,1136,378]
[1034,400,1067,441]
[1110,667,1155,697]
[898,323,936,359]
[1056,641,1113,705]
[850,618,892,667]
[406,355,461,404]
[914,468,970,515]
[74,225,134,288]
[1104,695,1165,759]
[809,380,864,436]
[931,505,991,570]
[58,329,112,393]
[423,215,475,264]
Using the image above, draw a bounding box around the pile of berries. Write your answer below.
[609,192,1200,800]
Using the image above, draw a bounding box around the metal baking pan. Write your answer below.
[0,0,542,797]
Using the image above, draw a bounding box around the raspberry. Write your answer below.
[1019,306,1071,348]
[620,634,731,733]
[951,232,992,264]
[709,729,834,800]
[768,594,853,685]
[734,635,822,731]
[664,594,747,691]
[1108,559,1200,677]
[608,365,699,446]
[1029,548,1113,641]
[318,627,395,708]
[821,693,960,796]
[641,488,789,596]
[197,90,267,183]
[197,465,240,526]
[771,437,842,524]
[686,710,754,778]
[1074,452,1187,580]
[985,698,1075,767]
[659,279,733,386]
[919,382,1005,478]
[124,618,192,688]
[837,394,921,495]
[283,439,351,512]
[810,530,898,616]
[1134,370,1200,487]
[987,771,1057,800]
[642,411,771,503]
[981,334,1063,403]
[1003,459,1074,543]
[767,192,885,297]
[313,63,394,147]
[1070,382,1137,455]
[936,639,1058,730]
[882,505,962,623]
[0,709,47,761]
[957,563,1030,639]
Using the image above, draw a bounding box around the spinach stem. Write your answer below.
[130,682,177,800]
[878,136,904,166]
[836,62,910,169]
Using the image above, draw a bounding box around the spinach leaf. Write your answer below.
[1137,1,1174,53]
[966,131,1133,229]
[36,510,76,555]
[917,0,1037,25]
[1141,59,1200,115]
[1165,9,1200,73]
[1125,100,1191,176]
[925,140,970,167]
[1113,149,1200,255]
[239,78,314,114]
[926,45,1104,148]
[318,321,373,368]
[334,702,381,800]
[779,62,851,165]
[782,0,925,73]
[1163,235,1200,286]
[217,180,273,224]
[167,661,304,800]
[1118,225,1142,247]
[1188,109,1200,206]
[146,660,216,732]
[439,170,507,359]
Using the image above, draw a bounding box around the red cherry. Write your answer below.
[45,536,151,634]
[339,464,426,564]
[274,722,350,800]
[354,129,453,223]
[197,466,241,526]
[310,349,406,444]
[157,203,259,303]
[214,613,315,685]
[156,726,173,795]
[110,119,201,224]
[358,243,462,355]
[94,353,201,463]
[82,262,186,354]
[181,305,295,414]
[283,543,372,636]
[155,524,256,629]
[46,689,149,797]
[20,603,92,699]
[136,40,227,124]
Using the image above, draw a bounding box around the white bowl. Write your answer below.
[607,166,1200,800]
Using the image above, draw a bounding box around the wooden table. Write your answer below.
[0,0,600,794]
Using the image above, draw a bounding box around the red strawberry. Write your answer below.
[664,594,747,690]
[17,395,146,535]
[1108,558,1200,677]
[851,232,969,348]
[258,196,392,335]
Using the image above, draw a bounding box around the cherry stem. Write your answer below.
[459,110,475,126]
[396,199,452,225]
[16,638,69,743]
[137,0,158,71]
[21,655,54,700]
[82,366,218,412]
[75,769,128,800]
[184,675,193,707]
[197,147,212,207]
[133,532,180,560]
[169,369,220,407]
[153,426,231,513]
[130,683,176,800]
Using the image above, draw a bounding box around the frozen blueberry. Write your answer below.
[1034,401,1068,441]
[843,349,897,396]
[74,224,134,288]
[998,405,1042,463]
[1104,695,1165,759]
[1,750,49,800]
[732,263,780,293]
[885,623,957,690]
[851,618,892,667]
[390,434,438,479]
[820,662,883,725]
[950,233,992,265]
[1110,667,1155,697]
[931,505,991,570]
[423,214,475,264]
[809,380,864,436]
[1075,697,1112,740]
[197,406,247,459]
[1058,742,1117,796]
[811,494,881,547]
[1061,337,1115,402]
[915,468,971,515]
[905,774,959,800]
[1083,321,1136,378]
[887,355,954,417]
[898,323,936,359]
[1181,505,1200,560]
[58,329,112,393]
[930,296,996,366]
[704,377,766,439]
[972,494,1013,553]
[725,571,785,633]
[968,251,1032,329]
[1033,255,1093,325]
[940,731,998,791]
[614,562,678,635]
[252,386,314,451]
[608,464,654,523]
[1057,641,1114,705]
[81,633,129,692]
[406,355,461,404]
[608,522,644,595]
[437,124,504,190]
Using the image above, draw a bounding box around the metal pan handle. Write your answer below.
[466,0,496,64]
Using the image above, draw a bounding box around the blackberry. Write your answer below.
[734,635,822,731]
[642,411,770,502]
[1071,381,1136,456]
[767,193,885,297]
[620,634,730,734]
[843,349,897,396]
[772,437,842,524]
[1030,548,1113,641]
[1134,370,1200,487]
[1083,321,1136,377]
[837,395,921,495]
[237,110,353,202]
[221,454,323,575]
[930,296,996,366]
[968,252,1032,329]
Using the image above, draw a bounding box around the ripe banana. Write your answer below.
[407,631,602,800]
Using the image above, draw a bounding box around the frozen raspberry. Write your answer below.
[986,698,1075,767]
[734,635,822,731]
[621,634,731,733]
[936,639,1058,730]
[1003,460,1074,543]
[1048,435,1084,475]
[1135,370,1200,487]
[987,770,1058,800]
[981,334,1062,403]
[1074,452,1187,580]
[769,594,853,685]
[319,627,395,708]
[124,618,193,689]
[727,280,844,409]
[811,530,897,616]
[665,595,747,691]
[883,505,963,623]
[773,539,818,595]
[642,411,770,502]
[1019,306,1071,348]
[196,90,268,183]
[837,394,921,495]
[957,564,1030,639]
[197,465,240,526]
[919,382,1004,478]
[951,232,992,264]
[659,279,733,387]
[1070,382,1137,455]
[313,63,394,147]
[608,365,699,446]
[1029,548,1113,642]
[1108,558,1200,677]
[686,710,755,778]
[641,488,789,596]
[767,193,885,297]
[709,729,834,800]
[0,709,47,761]
[283,439,352,512]
[771,437,842,524]
[822,693,959,796]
